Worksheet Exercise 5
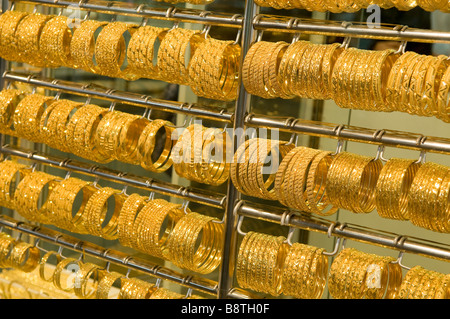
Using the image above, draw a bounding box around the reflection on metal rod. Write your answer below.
[236,201,450,262]
[0,215,220,296]
[254,15,450,44]
[0,144,227,209]
[245,113,450,155]
[10,0,243,27]
[2,72,233,123]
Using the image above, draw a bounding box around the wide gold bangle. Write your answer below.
[0,160,29,210]
[165,212,224,274]
[14,170,59,224]
[118,277,156,299]
[0,89,24,136]
[117,193,147,248]
[133,199,184,259]
[53,258,81,292]
[187,37,241,101]
[73,262,101,299]
[375,158,421,220]
[0,11,29,62]
[83,187,125,240]
[437,63,450,122]
[70,19,107,73]
[96,271,122,299]
[116,114,149,165]
[0,233,15,268]
[156,27,201,85]
[39,15,73,68]
[10,241,40,273]
[15,13,54,67]
[94,21,138,79]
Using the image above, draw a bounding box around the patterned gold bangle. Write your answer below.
[74,262,101,299]
[14,171,59,224]
[422,55,449,118]
[83,187,125,240]
[94,21,138,78]
[165,212,224,274]
[96,271,122,299]
[156,27,200,85]
[15,13,54,67]
[0,233,15,268]
[119,277,156,299]
[437,63,450,122]
[39,15,73,68]
[70,19,107,72]
[0,11,29,62]
[53,258,81,292]
[375,158,420,220]
[117,193,147,248]
[0,160,29,210]
[0,89,23,136]
[398,54,426,114]
[10,241,40,273]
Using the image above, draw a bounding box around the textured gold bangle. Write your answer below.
[74,262,101,299]
[0,11,29,62]
[156,27,200,85]
[15,13,54,67]
[14,171,59,224]
[70,19,107,72]
[10,241,40,273]
[375,158,420,220]
[94,21,138,78]
[0,233,15,268]
[0,89,23,136]
[116,114,149,165]
[118,277,156,299]
[0,160,29,210]
[39,15,73,68]
[117,193,147,248]
[96,271,122,299]
[83,187,125,240]
[437,63,450,122]
[165,212,224,274]
[53,258,81,292]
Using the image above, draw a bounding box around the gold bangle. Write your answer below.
[83,187,125,240]
[94,21,138,79]
[0,89,24,136]
[53,258,81,292]
[156,27,200,85]
[165,212,224,274]
[375,158,420,220]
[39,251,62,282]
[96,271,122,299]
[116,114,149,165]
[14,170,59,224]
[0,233,15,268]
[15,13,54,67]
[70,19,107,72]
[10,241,40,273]
[39,15,73,68]
[117,193,147,248]
[74,262,101,299]
[0,160,29,210]
[437,63,450,122]
[118,277,156,299]
[0,11,29,62]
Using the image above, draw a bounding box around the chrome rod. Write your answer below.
[0,144,227,209]
[10,0,243,28]
[2,72,233,123]
[245,113,450,155]
[237,201,450,262]
[0,215,220,296]
[254,14,450,43]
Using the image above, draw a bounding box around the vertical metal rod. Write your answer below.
[217,0,258,299]
[0,0,8,90]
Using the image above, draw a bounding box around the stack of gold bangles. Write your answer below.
[0,11,240,101]
[0,232,40,274]
[328,247,402,299]
[397,266,450,299]
[255,0,449,12]
[242,40,450,122]
[0,89,231,185]
[228,139,450,233]
[0,160,225,274]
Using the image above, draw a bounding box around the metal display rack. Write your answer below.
[0,0,449,299]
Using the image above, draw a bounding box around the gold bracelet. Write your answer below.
[0,160,29,210]
[10,241,40,273]
[39,15,73,68]
[53,258,81,292]
[94,21,138,79]
[118,277,156,299]
[165,212,224,274]
[0,89,23,136]
[116,114,149,165]
[437,62,450,122]
[70,19,107,73]
[0,233,15,268]
[96,271,122,299]
[117,193,147,248]
[156,27,200,85]
[0,11,29,62]
[15,13,54,67]
[39,251,62,282]
[74,262,101,299]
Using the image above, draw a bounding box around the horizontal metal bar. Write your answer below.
[3,72,233,123]
[0,144,227,209]
[254,15,450,44]
[0,214,219,296]
[11,0,243,28]
[237,201,450,262]
[245,113,450,155]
